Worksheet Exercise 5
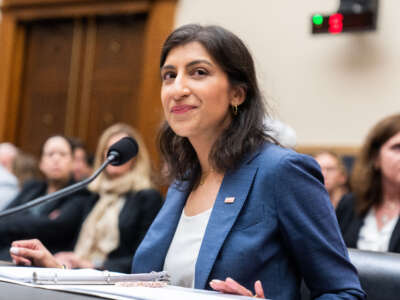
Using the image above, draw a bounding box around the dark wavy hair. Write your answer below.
[158,24,275,189]
[351,113,400,215]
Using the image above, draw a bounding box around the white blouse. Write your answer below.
[163,208,212,287]
[357,208,398,252]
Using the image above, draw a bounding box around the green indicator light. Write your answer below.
[313,14,324,26]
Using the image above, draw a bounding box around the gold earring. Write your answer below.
[232,104,238,116]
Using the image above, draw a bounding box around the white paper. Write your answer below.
[41,284,255,300]
[0,266,258,300]
[0,266,122,283]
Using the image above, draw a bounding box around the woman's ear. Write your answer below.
[230,85,246,107]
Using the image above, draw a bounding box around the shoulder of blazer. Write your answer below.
[242,142,291,166]
[252,142,321,178]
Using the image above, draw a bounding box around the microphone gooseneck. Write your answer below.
[0,136,139,218]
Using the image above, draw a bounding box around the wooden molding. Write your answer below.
[1,1,150,20]
[136,0,176,170]
[64,18,83,137]
[296,145,360,157]
[1,0,141,9]
[0,14,18,142]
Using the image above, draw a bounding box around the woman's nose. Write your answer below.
[171,75,190,100]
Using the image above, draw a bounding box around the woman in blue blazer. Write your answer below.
[132,24,364,299]
[9,24,365,300]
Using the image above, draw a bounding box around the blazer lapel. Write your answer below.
[194,163,258,289]
[388,218,400,251]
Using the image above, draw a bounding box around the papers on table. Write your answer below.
[45,284,256,300]
[0,266,257,300]
[0,266,168,285]
[0,266,122,284]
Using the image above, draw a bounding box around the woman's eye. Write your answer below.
[193,68,208,77]
[391,144,400,150]
[162,72,176,81]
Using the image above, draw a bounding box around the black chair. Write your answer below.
[301,248,400,300]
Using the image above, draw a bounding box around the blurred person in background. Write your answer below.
[70,138,94,181]
[0,135,94,259]
[0,164,19,210]
[0,142,18,173]
[264,117,297,149]
[0,142,20,209]
[11,123,163,273]
[12,151,40,188]
[337,113,400,253]
[315,150,349,209]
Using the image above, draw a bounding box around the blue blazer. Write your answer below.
[132,143,365,300]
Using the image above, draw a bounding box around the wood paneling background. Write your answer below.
[0,0,176,173]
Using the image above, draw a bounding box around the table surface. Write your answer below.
[0,281,107,300]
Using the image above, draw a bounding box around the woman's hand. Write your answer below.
[210,277,265,298]
[54,252,94,269]
[9,239,62,268]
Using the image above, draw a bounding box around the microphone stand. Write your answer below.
[0,154,116,218]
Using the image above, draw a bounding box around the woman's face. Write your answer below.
[376,131,400,188]
[160,41,244,141]
[104,133,134,179]
[72,148,92,181]
[39,136,73,181]
[315,153,346,193]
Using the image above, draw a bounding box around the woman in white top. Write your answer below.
[337,113,400,253]
[9,24,364,300]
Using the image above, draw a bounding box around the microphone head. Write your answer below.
[107,137,139,166]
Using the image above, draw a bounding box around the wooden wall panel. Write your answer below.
[16,19,75,155]
[81,14,147,152]
[136,0,176,169]
[0,14,18,142]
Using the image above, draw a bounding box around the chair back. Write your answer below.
[301,248,400,300]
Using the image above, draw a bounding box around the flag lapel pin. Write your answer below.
[224,197,235,204]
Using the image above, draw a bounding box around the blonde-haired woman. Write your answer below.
[10,123,163,273]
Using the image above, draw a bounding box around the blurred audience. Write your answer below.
[0,142,18,173]
[0,143,26,210]
[337,113,400,253]
[12,151,40,188]
[0,135,94,258]
[315,150,349,208]
[11,124,163,273]
[0,164,19,210]
[70,138,94,181]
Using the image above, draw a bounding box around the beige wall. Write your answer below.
[175,0,399,148]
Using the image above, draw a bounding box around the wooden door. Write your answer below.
[79,14,146,152]
[17,19,75,155]
[16,13,146,156]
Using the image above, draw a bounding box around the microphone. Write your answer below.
[0,137,139,218]
[107,136,139,166]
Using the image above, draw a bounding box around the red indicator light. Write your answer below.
[329,13,344,34]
